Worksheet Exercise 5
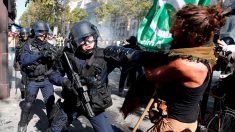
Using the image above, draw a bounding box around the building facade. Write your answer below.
[0,0,16,99]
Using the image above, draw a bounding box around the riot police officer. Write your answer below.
[46,20,141,132]
[14,27,30,99]
[17,20,57,132]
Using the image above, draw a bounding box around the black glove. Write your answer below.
[62,78,73,91]
[104,46,136,61]
[79,76,87,85]
[80,76,97,95]
[41,50,56,60]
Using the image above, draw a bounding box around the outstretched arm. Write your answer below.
[103,46,168,67]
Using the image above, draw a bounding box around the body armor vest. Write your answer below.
[26,39,50,79]
[63,48,112,113]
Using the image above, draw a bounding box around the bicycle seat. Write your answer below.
[220,72,232,78]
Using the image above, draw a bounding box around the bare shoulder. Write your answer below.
[171,58,208,72]
[144,58,209,88]
[170,58,208,88]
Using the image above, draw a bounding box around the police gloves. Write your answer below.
[104,46,139,62]
[80,76,97,95]
[103,46,170,68]
[40,50,56,60]
[62,78,73,91]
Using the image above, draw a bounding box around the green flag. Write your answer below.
[137,0,211,52]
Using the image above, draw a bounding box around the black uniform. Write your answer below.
[17,21,57,132]
[47,21,141,132]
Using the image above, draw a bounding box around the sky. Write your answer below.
[15,0,27,24]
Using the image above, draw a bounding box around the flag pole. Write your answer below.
[132,88,158,132]
[132,97,155,132]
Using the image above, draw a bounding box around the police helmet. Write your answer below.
[31,21,50,37]
[69,21,99,52]
[19,28,30,39]
[221,37,235,45]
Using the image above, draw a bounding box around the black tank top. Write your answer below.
[157,62,211,123]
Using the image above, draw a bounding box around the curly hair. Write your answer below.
[170,4,227,49]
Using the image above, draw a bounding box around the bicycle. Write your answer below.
[207,106,235,132]
[198,86,235,132]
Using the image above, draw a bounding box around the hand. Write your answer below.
[41,50,56,60]
[80,76,97,95]
[80,76,96,86]
[218,39,228,50]
[62,78,73,91]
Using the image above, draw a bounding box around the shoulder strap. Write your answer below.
[200,61,213,121]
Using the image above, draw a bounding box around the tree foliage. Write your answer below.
[94,1,118,21]
[67,8,88,24]
[20,0,87,33]
[25,0,65,7]
[94,0,152,22]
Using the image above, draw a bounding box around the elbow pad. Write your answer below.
[104,46,137,61]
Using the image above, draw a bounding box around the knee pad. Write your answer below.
[22,101,33,113]
[22,94,35,112]
[25,93,36,102]
[50,102,68,131]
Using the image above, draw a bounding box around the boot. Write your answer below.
[21,90,25,99]
[46,95,55,127]
[17,124,27,132]
[18,105,30,132]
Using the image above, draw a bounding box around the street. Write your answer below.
[0,51,153,132]
[0,51,220,132]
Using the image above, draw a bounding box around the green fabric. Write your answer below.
[137,0,211,52]
[169,45,216,65]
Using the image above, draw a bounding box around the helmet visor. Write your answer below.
[35,30,48,37]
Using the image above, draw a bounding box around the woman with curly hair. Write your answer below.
[120,3,228,132]
[146,4,227,131]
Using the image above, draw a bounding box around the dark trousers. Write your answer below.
[119,66,143,92]
[50,110,114,132]
[89,112,114,132]
[19,79,55,126]
[27,79,54,102]
[119,68,129,92]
